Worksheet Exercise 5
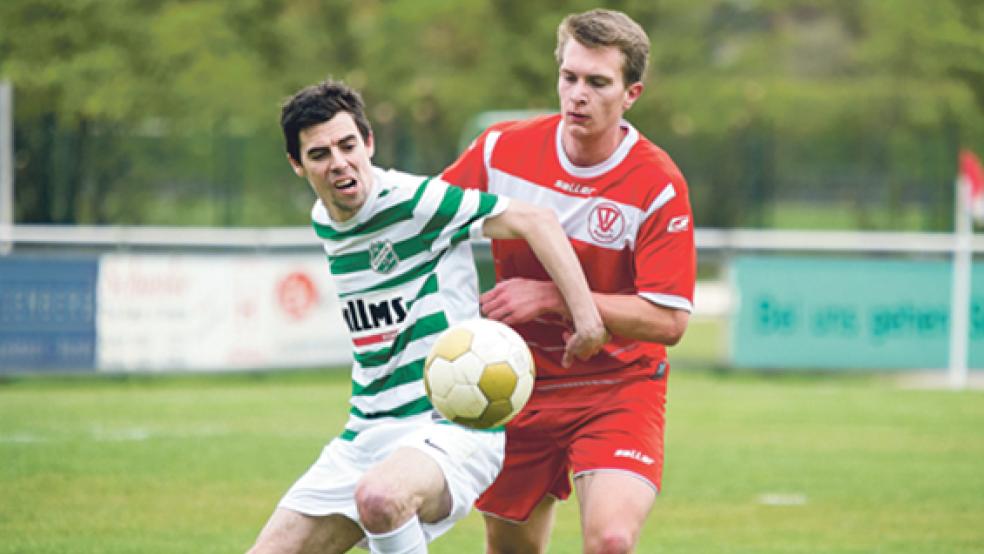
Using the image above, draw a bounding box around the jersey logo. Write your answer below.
[588,202,626,244]
[369,240,399,274]
[667,215,690,233]
[343,296,408,335]
[613,449,655,465]
[553,179,596,196]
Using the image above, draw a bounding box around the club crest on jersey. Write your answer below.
[588,202,626,244]
[369,240,399,274]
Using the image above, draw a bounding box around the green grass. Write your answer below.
[667,315,726,367]
[2,369,983,553]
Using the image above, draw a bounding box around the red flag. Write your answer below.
[960,149,984,222]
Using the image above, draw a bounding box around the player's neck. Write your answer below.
[562,125,627,168]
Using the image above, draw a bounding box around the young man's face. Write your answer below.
[557,39,642,140]
[289,111,375,222]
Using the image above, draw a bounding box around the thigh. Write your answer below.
[569,378,666,492]
[278,439,366,522]
[248,508,363,554]
[475,409,570,522]
[360,446,451,524]
[574,471,655,550]
[398,423,506,540]
[484,496,557,554]
[568,380,665,551]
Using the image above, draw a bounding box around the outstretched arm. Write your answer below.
[482,200,607,366]
[481,279,690,345]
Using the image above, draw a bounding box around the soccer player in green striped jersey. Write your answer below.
[247,79,606,554]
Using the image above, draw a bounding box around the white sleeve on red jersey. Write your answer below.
[634,178,696,313]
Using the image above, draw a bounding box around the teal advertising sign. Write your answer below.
[731,255,984,369]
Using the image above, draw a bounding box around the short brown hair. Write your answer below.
[555,9,650,86]
[281,79,372,164]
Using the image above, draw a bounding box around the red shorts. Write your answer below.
[475,376,667,522]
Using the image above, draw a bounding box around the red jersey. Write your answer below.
[443,114,695,403]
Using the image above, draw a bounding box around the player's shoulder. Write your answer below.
[616,134,689,210]
[375,166,423,188]
[478,114,559,163]
[500,113,557,134]
[627,134,687,187]
[373,166,436,198]
[592,130,690,213]
[482,113,559,143]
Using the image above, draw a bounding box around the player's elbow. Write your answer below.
[660,311,690,346]
[663,328,685,346]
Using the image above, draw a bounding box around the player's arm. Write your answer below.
[482,200,607,366]
[587,293,690,345]
[481,178,695,347]
[482,281,690,345]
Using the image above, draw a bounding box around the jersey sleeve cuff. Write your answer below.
[639,292,694,313]
[473,196,510,241]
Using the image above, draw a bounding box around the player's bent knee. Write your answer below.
[354,479,410,533]
[584,529,635,554]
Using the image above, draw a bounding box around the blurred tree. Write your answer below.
[0,0,291,224]
[0,0,981,228]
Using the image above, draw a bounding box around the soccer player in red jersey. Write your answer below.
[441,8,696,554]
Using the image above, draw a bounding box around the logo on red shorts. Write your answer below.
[614,449,654,465]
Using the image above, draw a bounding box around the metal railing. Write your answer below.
[3,224,981,254]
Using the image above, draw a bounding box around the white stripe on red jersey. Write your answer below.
[443,114,696,392]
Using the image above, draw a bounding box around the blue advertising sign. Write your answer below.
[0,256,98,372]
[731,255,984,370]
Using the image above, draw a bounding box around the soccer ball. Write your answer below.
[424,318,535,429]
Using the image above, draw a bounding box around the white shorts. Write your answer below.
[278,419,505,543]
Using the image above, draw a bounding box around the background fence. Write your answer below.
[4,224,983,375]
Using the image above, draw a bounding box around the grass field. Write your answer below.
[2,367,983,553]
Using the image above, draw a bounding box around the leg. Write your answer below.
[354,446,451,554]
[247,507,364,554]
[568,379,666,554]
[355,446,451,533]
[574,471,656,554]
[484,496,557,554]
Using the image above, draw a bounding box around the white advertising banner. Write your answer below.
[97,253,352,372]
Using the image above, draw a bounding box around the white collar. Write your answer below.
[555,119,638,179]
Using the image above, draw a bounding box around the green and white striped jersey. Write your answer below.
[312,167,508,441]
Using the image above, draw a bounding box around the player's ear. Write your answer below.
[623,81,644,111]
[287,153,305,178]
[365,132,375,159]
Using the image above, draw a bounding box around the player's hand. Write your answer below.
[561,324,608,368]
[480,279,563,325]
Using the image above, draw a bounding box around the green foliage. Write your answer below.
[0,0,982,228]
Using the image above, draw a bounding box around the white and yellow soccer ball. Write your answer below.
[424,318,535,429]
